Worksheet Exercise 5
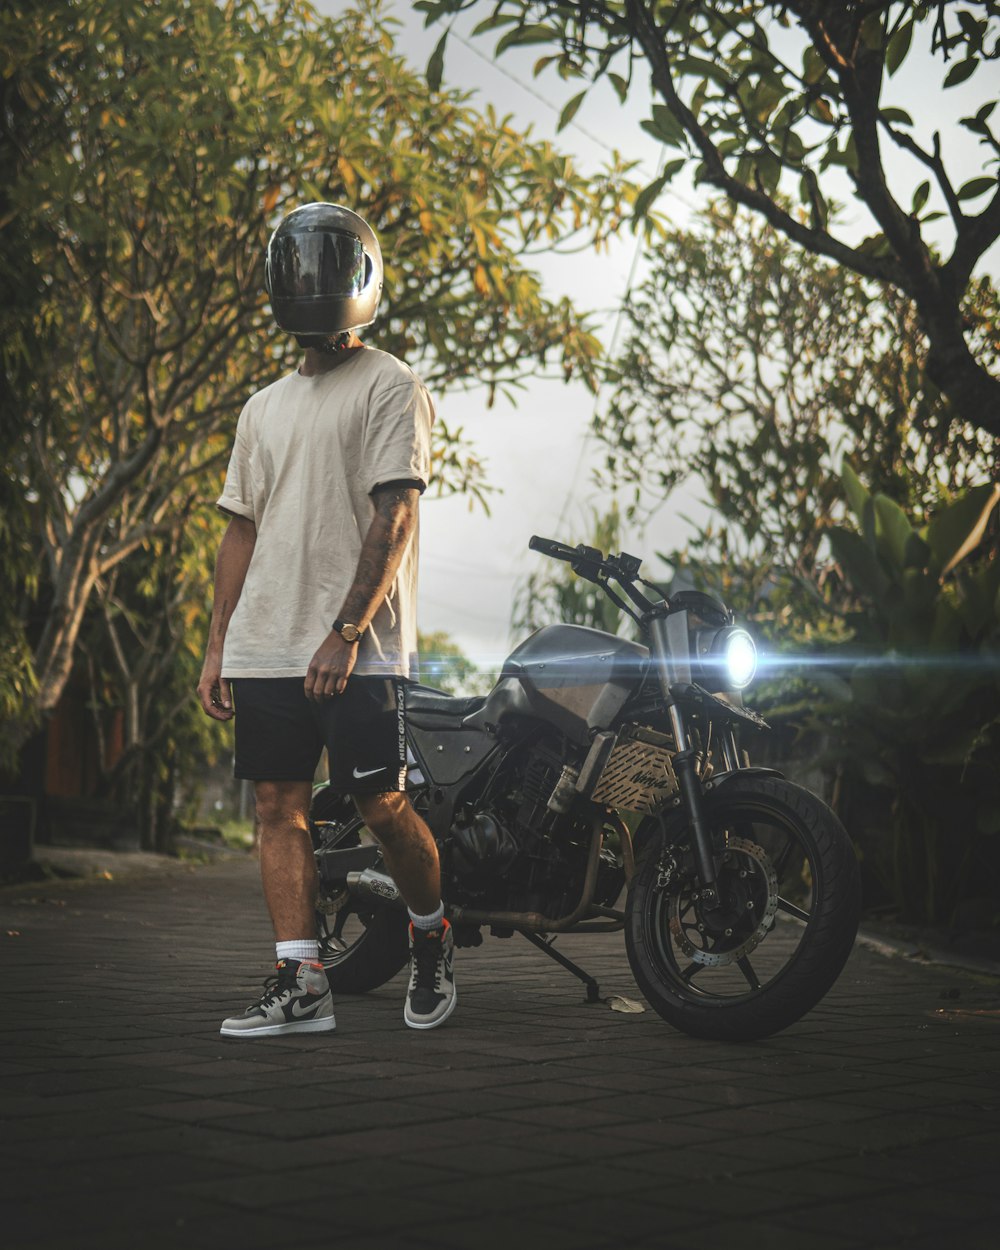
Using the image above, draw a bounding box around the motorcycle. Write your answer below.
[311,536,861,1041]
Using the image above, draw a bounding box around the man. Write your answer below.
[197,202,455,1036]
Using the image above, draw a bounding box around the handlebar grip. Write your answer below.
[528,535,573,559]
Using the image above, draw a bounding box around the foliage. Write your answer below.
[417,629,494,696]
[810,468,1000,923]
[421,0,1000,439]
[602,203,998,636]
[513,505,633,636]
[76,508,230,850]
[0,0,632,776]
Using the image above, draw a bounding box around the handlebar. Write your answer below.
[528,534,659,623]
[527,535,579,561]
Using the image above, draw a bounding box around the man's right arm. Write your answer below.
[197,514,256,720]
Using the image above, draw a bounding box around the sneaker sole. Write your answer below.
[220,1014,336,1038]
[405,985,457,1031]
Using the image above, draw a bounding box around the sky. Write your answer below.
[311,0,999,674]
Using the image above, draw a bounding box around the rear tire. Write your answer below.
[625,775,861,1041]
[311,785,409,995]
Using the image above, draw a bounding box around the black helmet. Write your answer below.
[264,202,383,338]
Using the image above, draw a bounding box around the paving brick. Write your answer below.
[2,855,999,1249]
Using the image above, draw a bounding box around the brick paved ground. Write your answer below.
[1,856,998,1250]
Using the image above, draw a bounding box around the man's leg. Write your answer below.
[353,790,439,914]
[355,791,456,1030]
[219,778,334,1038]
[256,780,318,940]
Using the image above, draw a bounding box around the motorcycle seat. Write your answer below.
[406,684,486,721]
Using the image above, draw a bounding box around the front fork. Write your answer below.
[666,702,723,910]
[649,611,743,912]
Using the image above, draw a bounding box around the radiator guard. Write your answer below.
[590,725,680,813]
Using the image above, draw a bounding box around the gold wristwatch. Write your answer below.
[332,618,364,644]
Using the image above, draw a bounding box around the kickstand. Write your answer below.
[521,930,602,1004]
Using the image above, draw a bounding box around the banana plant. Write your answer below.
[818,466,1000,923]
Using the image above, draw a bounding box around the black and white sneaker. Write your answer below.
[404,919,456,1030]
[220,959,336,1038]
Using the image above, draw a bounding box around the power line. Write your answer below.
[448,26,698,214]
[554,142,669,534]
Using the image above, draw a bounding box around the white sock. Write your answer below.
[408,902,445,931]
[276,940,319,964]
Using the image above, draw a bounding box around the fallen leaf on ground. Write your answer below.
[606,995,645,1013]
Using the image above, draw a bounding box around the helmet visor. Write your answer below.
[269,229,367,299]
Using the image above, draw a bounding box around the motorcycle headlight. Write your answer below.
[715,627,757,689]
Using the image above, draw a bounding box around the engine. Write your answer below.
[445,738,623,917]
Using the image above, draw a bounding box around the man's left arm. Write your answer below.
[304,483,420,701]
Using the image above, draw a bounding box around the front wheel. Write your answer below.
[625,775,861,1042]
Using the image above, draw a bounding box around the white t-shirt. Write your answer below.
[217,347,433,679]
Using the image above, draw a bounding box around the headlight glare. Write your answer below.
[722,628,757,689]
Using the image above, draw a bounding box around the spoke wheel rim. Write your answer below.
[313,810,376,970]
[648,801,817,1005]
[317,902,377,969]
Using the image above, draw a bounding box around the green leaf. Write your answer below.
[645,104,685,146]
[841,461,871,526]
[609,73,628,103]
[911,180,930,214]
[961,100,997,135]
[902,530,932,570]
[874,494,915,570]
[426,30,447,93]
[885,19,913,76]
[675,56,732,87]
[557,91,586,132]
[926,484,1000,577]
[944,58,977,88]
[802,46,827,85]
[472,13,517,36]
[496,24,559,54]
[957,10,987,44]
[880,107,913,126]
[633,173,667,219]
[957,176,997,202]
[828,527,891,601]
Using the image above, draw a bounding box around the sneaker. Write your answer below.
[220,959,336,1038]
[404,918,456,1030]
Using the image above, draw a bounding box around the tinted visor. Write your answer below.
[269,229,366,299]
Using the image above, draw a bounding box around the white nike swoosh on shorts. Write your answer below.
[352,766,387,779]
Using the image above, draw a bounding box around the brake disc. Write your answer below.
[668,837,778,968]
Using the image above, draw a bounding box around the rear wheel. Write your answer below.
[311,786,409,995]
[625,775,860,1041]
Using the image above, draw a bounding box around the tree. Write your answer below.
[421,0,1000,440]
[600,203,998,631]
[1,0,631,756]
[74,508,228,850]
[417,630,493,694]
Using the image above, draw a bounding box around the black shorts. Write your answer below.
[230,676,408,794]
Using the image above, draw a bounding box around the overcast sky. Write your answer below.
[312,1,998,672]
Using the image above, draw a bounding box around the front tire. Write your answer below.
[625,775,861,1041]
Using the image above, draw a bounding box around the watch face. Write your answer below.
[339,623,361,642]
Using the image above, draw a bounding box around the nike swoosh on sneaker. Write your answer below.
[352,765,386,779]
[290,996,326,1019]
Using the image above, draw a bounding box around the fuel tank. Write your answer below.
[466,625,649,744]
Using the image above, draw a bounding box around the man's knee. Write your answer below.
[354,790,409,841]
[254,780,311,831]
